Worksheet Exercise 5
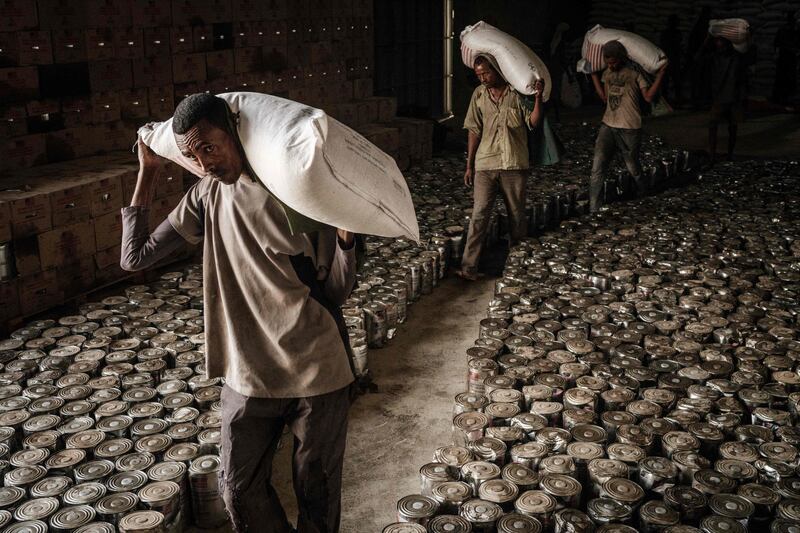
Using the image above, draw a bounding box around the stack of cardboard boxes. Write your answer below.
[0,0,436,329]
[0,155,193,329]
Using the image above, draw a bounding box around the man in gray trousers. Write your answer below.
[588,40,668,212]
[121,93,357,533]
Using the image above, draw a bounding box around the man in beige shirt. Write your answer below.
[121,93,357,533]
[457,56,544,281]
[589,40,667,212]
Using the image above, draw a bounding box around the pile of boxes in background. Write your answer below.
[0,0,435,330]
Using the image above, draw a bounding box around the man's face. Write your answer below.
[474,62,501,88]
[175,119,243,185]
[605,56,622,71]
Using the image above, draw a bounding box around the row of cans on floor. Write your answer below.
[0,266,229,530]
[385,159,800,531]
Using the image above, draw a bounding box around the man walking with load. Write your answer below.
[456,56,544,281]
[121,93,357,533]
[588,40,668,212]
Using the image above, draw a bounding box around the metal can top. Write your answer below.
[397,494,438,519]
[164,406,199,425]
[10,448,50,467]
[514,490,557,514]
[718,441,759,463]
[65,429,106,450]
[600,478,644,504]
[164,442,200,464]
[63,482,107,506]
[137,480,180,504]
[95,491,139,517]
[426,515,473,533]
[714,459,757,482]
[502,463,538,487]
[12,496,60,521]
[134,434,172,454]
[510,442,549,461]
[699,515,746,533]
[117,510,164,531]
[75,460,115,482]
[459,498,502,523]
[115,452,156,473]
[510,413,547,433]
[461,461,501,481]
[662,431,701,453]
[760,441,798,463]
[419,462,451,483]
[3,520,48,533]
[496,513,542,533]
[606,443,646,465]
[708,494,755,520]
[96,415,133,434]
[479,479,520,504]
[539,455,576,476]
[587,497,633,521]
[95,439,134,460]
[131,419,169,437]
[49,505,96,530]
[147,461,186,483]
[639,499,679,526]
[431,481,472,505]
[693,469,737,495]
[46,449,87,471]
[107,470,149,493]
[736,482,780,506]
[540,474,582,498]
[30,476,73,499]
[5,464,48,487]
[382,523,426,533]
[571,424,608,444]
[453,412,489,433]
[588,458,629,480]
[777,499,800,521]
[189,454,220,475]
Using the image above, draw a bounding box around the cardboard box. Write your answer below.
[0,105,27,138]
[171,0,213,27]
[17,31,53,65]
[174,81,204,101]
[52,29,88,63]
[96,121,137,152]
[93,210,123,251]
[12,235,40,276]
[37,0,87,30]
[0,32,20,67]
[85,172,123,217]
[148,193,182,229]
[119,88,150,120]
[172,53,207,84]
[60,97,92,128]
[95,244,120,270]
[85,29,115,61]
[43,180,92,227]
[90,91,122,123]
[206,50,234,79]
[158,164,184,198]
[193,25,214,52]
[263,20,287,47]
[120,168,138,205]
[333,101,358,126]
[38,220,96,269]
[170,27,194,54]
[26,99,60,117]
[353,77,373,99]
[234,47,262,74]
[264,0,288,20]
[0,279,20,326]
[148,86,175,120]
[19,268,61,315]
[0,66,38,101]
[89,59,134,92]
[114,27,144,60]
[0,186,51,238]
[130,0,172,27]
[86,0,131,28]
[357,99,379,125]
[56,256,96,299]
[1,134,47,171]
[133,55,173,88]
[144,27,171,58]
[94,245,127,286]
[0,0,38,31]
[0,199,11,241]
[233,0,265,21]
[46,126,96,160]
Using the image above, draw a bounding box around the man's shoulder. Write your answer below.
[471,85,487,98]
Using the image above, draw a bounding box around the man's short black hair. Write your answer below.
[172,93,231,135]
[602,40,629,61]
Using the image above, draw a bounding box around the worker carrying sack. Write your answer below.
[577,24,668,74]
[138,92,419,241]
[709,18,751,53]
[460,21,552,102]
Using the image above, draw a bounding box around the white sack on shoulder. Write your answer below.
[460,21,552,102]
[709,19,751,53]
[577,24,668,74]
[138,92,419,241]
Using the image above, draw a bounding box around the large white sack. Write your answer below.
[709,18,751,53]
[460,21,552,102]
[138,92,419,241]
[577,24,668,74]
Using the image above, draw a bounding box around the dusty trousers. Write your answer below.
[461,169,528,275]
[219,383,352,533]
[590,124,647,212]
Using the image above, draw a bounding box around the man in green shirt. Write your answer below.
[458,56,544,281]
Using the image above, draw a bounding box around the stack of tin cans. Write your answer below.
[386,158,800,532]
[0,265,228,532]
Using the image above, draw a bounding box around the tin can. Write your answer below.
[381,523,426,533]
[460,461,501,493]
[637,456,678,491]
[12,496,60,522]
[396,494,438,525]
[138,480,180,525]
[63,482,107,506]
[452,412,489,446]
[698,515,745,533]
[663,485,708,522]
[514,490,557,530]
[430,481,472,514]
[188,455,227,528]
[502,462,539,491]
[510,442,549,470]
[49,505,96,532]
[554,508,594,533]
[708,494,754,529]
[419,462,452,496]
[427,515,472,533]
[600,477,644,510]
[107,470,149,493]
[496,513,542,533]
[116,452,157,473]
[736,482,779,523]
[638,500,679,532]
[459,498,503,532]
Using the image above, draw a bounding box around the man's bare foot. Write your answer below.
[455,270,481,281]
